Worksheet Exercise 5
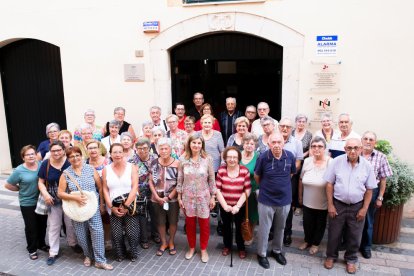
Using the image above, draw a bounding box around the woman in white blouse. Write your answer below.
[298,136,332,255]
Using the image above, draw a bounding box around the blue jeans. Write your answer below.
[360,188,379,251]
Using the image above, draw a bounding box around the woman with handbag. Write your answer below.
[5,145,48,260]
[102,143,140,262]
[58,146,113,270]
[215,146,251,259]
[38,141,78,266]
[149,138,180,257]
[132,137,157,249]
[177,134,216,263]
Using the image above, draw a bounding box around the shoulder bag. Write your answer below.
[35,160,50,215]
[240,191,253,241]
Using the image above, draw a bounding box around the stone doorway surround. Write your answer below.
[149,12,304,116]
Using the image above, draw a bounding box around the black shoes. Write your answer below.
[360,249,372,259]
[257,255,270,269]
[271,251,287,265]
[283,235,292,247]
[71,244,83,254]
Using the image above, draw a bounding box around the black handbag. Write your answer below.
[112,193,147,216]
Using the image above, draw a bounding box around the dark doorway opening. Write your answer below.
[170,32,283,119]
[0,39,67,167]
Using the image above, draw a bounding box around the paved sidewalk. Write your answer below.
[1,175,414,276]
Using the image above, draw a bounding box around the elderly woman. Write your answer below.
[150,128,165,156]
[177,134,216,263]
[5,145,48,260]
[86,140,111,249]
[149,138,180,257]
[184,116,196,136]
[199,114,225,173]
[240,133,259,245]
[101,120,121,153]
[140,120,154,141]
[38,141,78,266]
[121,132,135,162]
[226,116,250,150]
[298,136,331,255]
[132,137,158,249]
[166,114,188,157]
[37,122,60,160]
[44,130,74,160]
[77,123,107,158]
[103,106,136,140]
[58,147,113,270]
[314,113,339,155]
[194,103,221,131]
[102,143,139,262]
[292,114,313,159]
[257,116,277,154]
[216,147,251,259]
[74,109,103,143]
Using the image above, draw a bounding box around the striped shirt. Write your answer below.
[216,165,251,206]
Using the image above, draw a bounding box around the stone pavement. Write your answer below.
[1,175,414,276]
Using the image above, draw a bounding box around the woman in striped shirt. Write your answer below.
[215,146,251,259]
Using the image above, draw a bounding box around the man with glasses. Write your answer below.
[359,131,392,259]
[187,92,204,121]
[278,117,303,247]
[323,138,376,274]
[329,113,360,158]
[219,97,243,144]
[174,103,187,130]
[251,102,278,136]
[245,105,257,132]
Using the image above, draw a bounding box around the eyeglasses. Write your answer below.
[69,154,82,160]
[87,146,98,150]
[311,145,324,149]
[262,123,272,127]
[81,132,92,135]
[24,153,36,157]
[339,120,350,124]
[279,125,292,129]
[167,121,177,124]
[246,111,256,114]
[345,146,360,151]
[51,149,63,153]
[48,130,58,134]
[136,147,149,151]
[363,137,375,142]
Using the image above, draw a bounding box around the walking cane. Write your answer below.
[230,214,233,267]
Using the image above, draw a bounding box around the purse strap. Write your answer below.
[63,171,84,195]
[244,190,249,220]
[45,160,50,189]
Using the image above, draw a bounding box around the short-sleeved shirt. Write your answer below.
[37,139,50,159]
[7,162,41,206]
[216,165,251,206]
[150,159,179,202]
[323,154,377,204]
[363,149,393,183]
[283,135,304,160]
[255,149,296,207]
[199,130,225,172]
[329,130,361,158]
[38,159,71,204]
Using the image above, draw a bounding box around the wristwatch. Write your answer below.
[377,196,384,201]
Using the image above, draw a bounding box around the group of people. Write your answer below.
[4,92,392,274]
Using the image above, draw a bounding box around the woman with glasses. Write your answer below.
[37,122,60,160]
[184,116,196,137]
[58,147,113,270]
[132,137,158,249]
[297,136,331,255]
[73,109,103,144]
[5,145,48,260]
[101,120,121,153]
[257,116,277,154]
[38,141,77,266]
[77,123,107,159]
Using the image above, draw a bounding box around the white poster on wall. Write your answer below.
[310,63,341,93]
[316,35,338,56]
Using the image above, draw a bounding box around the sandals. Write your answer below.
[29,252,38,260]
[141,242,150,249]
[309,245,319,255]
[152,235,161,244]
[83,257,92,267]
[95,262,113,270]
[169,246,177,255]
[156,245,168,256]
[298,242,310,250]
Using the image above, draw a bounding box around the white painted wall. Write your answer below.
[0,0,413,171]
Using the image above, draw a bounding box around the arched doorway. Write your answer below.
[0,39,66,167]
[170,32,283,118]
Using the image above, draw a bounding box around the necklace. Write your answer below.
[159,157,175,167]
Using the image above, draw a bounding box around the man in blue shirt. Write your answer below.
[254,133,296,269]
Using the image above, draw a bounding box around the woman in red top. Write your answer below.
[194,103,221,131]
[216,146,251,259]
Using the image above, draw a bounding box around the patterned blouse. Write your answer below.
[63,164,99,202]
[149,159,179,202]
[292,129,313,154]
[177,155,216,219]
[167,129,188,157]
[132,153,157,198]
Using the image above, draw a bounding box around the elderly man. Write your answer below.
[251,102,278,136]
[278,117,304,247]
[245,105,257,132]
[255,133,296,269]
[174,103,187,130]
[149,106,168,132]
[103,107,136,140]
[329,113,360,158]
[187,92,204,121]
[219,97,243,144]
[323,138,377,274]
[359,131,393,259]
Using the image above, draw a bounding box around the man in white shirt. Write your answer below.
[251,102,278,136]
[329,113,360,158]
